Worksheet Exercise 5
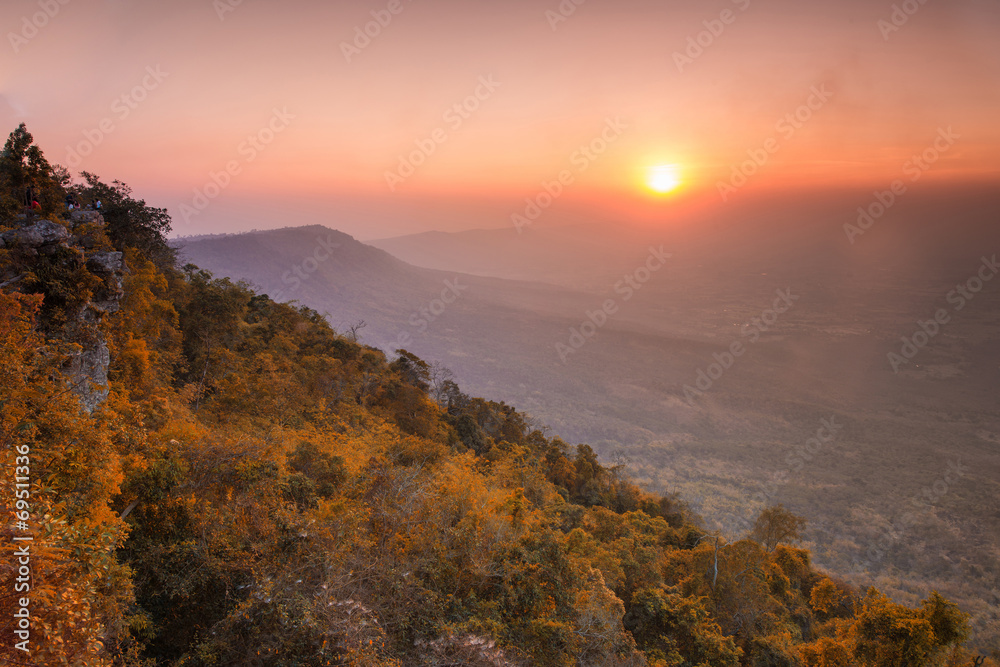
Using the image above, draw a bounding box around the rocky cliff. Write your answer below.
[0,211,124,412]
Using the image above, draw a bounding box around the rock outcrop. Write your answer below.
[0,212,124,412]
[0,218,70,248]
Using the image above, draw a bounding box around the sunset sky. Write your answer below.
[2,0,998,238]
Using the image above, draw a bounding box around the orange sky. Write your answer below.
[1,0,998,237]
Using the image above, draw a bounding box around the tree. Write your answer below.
[428,362,455,406]
[106,248,183,403]
[346,318,366,342]
[0,292,132,666]
[0,123,64,217]
[625,586,742,666]
[76,172,174,266]
[175,266,251,409]
[848,588,967,667]
[811,577,843,618]
[920,591,969,651]
[800,636,853,667]
[391,349,431,390]
[750,504,806,552]
[287,439,346,498]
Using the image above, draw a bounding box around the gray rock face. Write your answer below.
[0,219,70,247]
[87,250,124,275]
[72,247,123,410]
[70,210,103,225]
[1,214,122,413]
[87,251,124,315]
[64,340,112,413]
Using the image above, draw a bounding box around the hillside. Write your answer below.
[180,199,1000,652]
[176,224,601,340]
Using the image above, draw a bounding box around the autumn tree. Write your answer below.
[106,248,183,407]
[0,123,65,217]
[849,588,968,667]
[800,636,853,667]
[751,504,807,552]
[75,171,174,267]
[625,586,741,666]
[811,577,844,618]
[0,292,132,666]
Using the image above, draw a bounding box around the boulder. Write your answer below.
[0,219,70,247]
[70,210,104,225]
[87,250,124,274]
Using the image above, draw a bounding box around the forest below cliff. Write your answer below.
[0,124,992,666]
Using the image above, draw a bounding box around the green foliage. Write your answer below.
[287,440,346,498]
[75,171,174,267]
[625,587,741,666]
[851,587,969,667]
[0,123,64,217]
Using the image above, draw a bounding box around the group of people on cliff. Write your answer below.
[63,192,101,212]
[18,186,102,214]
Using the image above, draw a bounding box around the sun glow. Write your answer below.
[647,164,682,194]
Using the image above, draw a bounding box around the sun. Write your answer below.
[647,164,682,194]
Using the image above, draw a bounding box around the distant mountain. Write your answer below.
[179,225,447,330]
[176,224,606,350]
[369,185,1000,293]
[175,224,716,445]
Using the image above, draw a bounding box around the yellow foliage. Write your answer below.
[811,577,843,617]
[0,291,131,666]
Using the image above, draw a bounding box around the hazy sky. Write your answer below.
[2,0,998,238]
